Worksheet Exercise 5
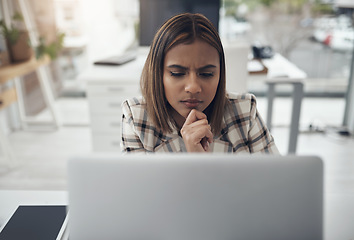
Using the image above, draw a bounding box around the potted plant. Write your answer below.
[0,12,33,63]
[35,32,65,60]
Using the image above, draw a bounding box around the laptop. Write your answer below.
[67,154,323,240]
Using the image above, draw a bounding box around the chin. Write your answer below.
[178,109,191,118]
[180,111,190,119]
[181,108,198,117]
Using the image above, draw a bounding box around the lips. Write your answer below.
[181,99,203,108]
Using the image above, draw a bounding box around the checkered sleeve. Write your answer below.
[121,100,147,153]
[248,95,280,154]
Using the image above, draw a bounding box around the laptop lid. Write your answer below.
[67,154,323,240]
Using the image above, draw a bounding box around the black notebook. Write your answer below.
[0,205,67,240]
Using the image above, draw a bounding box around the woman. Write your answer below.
[121,13,279,154]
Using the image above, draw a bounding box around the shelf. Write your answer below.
[0,56,50,85]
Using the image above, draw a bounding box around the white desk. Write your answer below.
[249,54,307,154]
[0,176,353,239]
[264,54,307,154]
[78,55,144,151]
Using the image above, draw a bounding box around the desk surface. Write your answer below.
[0,185,353,240]
[78,51,306,85]
[261,54,307,84]
[78,56,146,84]
[247,54,307,84]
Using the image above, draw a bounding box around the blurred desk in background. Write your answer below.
[248,54,307,154]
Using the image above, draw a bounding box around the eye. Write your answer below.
[170,71,186,77]
[198,72,214,78]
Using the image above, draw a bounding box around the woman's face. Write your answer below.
[163,39,220,125]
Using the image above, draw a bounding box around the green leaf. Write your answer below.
[12,12,24,22]
[35,32,66,60]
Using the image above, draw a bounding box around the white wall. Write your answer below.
[54,0,138,63]
[80,0,137,62]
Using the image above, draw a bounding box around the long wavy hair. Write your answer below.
[141,13,227,134]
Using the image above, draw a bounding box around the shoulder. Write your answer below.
[226,92,257,113]
[122,96,146,116]
[121,96,171,151]
[122,96,150,128]
[122,96,144,108]
[227,92,256,102]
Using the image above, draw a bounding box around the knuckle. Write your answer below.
[180,128,186,135]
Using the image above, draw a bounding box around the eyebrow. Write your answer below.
[167,64,217,71]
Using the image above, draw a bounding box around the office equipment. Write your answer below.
[0,191,68,232]
[67,154,323,240]
[81,52,145,151]
[0,205,67,240]
[1,153,352,240]
[252,45,274,59]
[94,51,137,66]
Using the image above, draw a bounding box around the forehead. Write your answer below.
[164,39,220,67]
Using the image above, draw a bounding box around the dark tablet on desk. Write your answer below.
[94,51,137,66]
[0,205,67,240]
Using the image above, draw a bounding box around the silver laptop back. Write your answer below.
[67,154,323,240]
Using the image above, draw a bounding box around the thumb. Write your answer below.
[201,137,209,152]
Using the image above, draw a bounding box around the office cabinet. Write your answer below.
[86,82,140,152]
[82,55,145,152]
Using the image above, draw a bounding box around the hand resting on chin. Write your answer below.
[180,109,214,152]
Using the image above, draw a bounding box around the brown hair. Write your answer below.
[141,13,227,134]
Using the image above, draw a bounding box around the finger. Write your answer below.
[197,127,214,146]
[181,123,212,141]
[201,137,209,152]
[204,128,214,143]
[184,109,207,125]
[204,141,209,151]
[185,118,209,129]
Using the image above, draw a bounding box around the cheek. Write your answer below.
[162,74,168,90]
[163,76,175,103]
[163,75,184,97]
[207,78,220,96]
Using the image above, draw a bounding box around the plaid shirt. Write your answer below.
[121,93,279,154]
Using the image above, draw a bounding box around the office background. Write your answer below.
[0,0,354,188]
[0,1,354,239]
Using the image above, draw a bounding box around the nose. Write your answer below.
[184,74,201,94]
